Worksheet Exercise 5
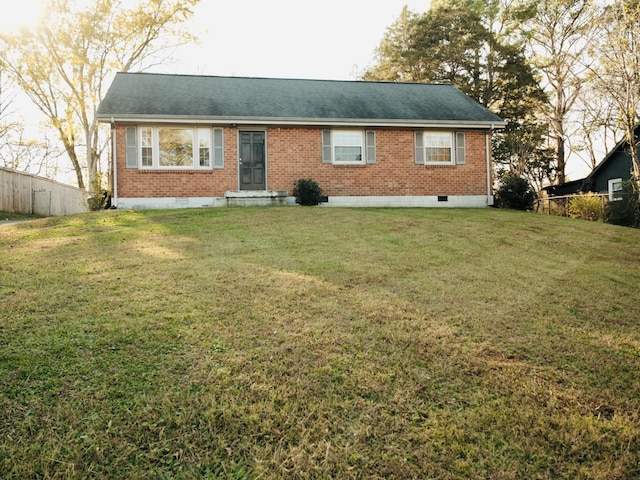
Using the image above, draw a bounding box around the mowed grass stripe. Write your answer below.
[1,207,639,479]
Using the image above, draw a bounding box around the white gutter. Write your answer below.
[486,129,492,206]
[96,115,507,130]
[111,119,118,207]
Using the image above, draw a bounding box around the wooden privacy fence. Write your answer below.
[0,167,88,216]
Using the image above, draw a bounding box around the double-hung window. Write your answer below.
[425,132,453,163]
[322,129,376,164]
[128,126,223,169]
[334,131,364,163]
[415,131,466,165]
[141,127,153,167]
[198,129,211,167]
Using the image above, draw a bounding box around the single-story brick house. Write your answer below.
[96,72,505,208]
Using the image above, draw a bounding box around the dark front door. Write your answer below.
[239,131,266,190]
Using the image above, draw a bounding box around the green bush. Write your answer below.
[292,178,323,206]
[605,180,640,228]
[494,174,537,211]
[569,193,604,222]
[86,175,111,211]
[87,191,111,211]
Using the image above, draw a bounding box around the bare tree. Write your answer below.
[0,71,17,149]
[572,81,620,172]
[588,0,640,180]
[517,0,597,184]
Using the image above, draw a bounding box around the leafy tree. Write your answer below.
[493,121,555,192]
[411,0,491,99]
[363,6,423,82]
[0,0,199,192]
[489,41,553,191]
[363,0,551,189]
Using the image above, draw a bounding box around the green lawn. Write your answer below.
[1,207,639,479]
[0,212,41,222]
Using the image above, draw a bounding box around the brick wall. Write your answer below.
[267,127,489,197]
[113,125,490,199]
[113,125,237,198]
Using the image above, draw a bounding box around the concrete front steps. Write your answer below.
[225,190,288,207]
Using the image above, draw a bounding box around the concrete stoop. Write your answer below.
[225,190,288,207]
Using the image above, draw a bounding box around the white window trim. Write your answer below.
[331,130,365,164]
[608,177,623,201]
[138,126,214,170]
[423,131,455,165]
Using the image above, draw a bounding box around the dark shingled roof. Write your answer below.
[97,72,505,126]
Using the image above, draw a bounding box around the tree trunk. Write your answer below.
[554,74,567,185]
[629,127,640,181]
[63,140,85,191]
[556,135,566,185]
[87,126,99,194]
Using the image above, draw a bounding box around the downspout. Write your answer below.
[486,127,493,206]
[111,119,118,208]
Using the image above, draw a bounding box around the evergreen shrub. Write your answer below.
[494,174,536,211]
[293,179,323,206]
[605,180,640,228]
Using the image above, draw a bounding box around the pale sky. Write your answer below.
[0,0,432,80]
[162,1,432,80]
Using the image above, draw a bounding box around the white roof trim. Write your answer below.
[97,114,506,129]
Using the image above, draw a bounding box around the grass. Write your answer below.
[1,207,639,479]
[0,211,41,222]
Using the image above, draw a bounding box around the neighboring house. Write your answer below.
[96,72,506,209]
[545,127,638,200]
